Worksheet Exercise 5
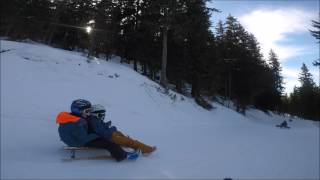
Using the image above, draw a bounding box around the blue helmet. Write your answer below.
[71,99,91,116]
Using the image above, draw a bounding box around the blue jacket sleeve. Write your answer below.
[88,117,116,140]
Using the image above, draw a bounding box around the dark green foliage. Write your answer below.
[211,15,276,114]
[1,0,53,41]
[1,0,318,119]
[309,18,320,43]
[297,64,318,120]
[255,50,284,112]
[285,64,319,120]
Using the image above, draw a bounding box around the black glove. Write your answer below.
[110,126,117,132]
[105,121,112,127]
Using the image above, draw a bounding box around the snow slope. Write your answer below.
[1,40,319,179]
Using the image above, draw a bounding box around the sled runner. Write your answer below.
[62,146,112,161]
[276,125,290,129]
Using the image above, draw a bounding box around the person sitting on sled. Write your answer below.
[56,99,140,161]
[88,104,156,154]
[279,120,289,128]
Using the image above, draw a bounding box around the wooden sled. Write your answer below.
[62,146,112,161]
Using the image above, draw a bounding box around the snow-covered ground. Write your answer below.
[1,40,319,179]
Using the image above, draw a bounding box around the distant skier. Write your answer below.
[89,104,157,154]
[56,99,140,161]
[276,120,290,129]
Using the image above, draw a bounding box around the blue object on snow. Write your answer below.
[127,149,141,160]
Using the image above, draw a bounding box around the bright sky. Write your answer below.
[208,0,319,94]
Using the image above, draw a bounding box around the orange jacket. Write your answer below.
[56,112,80,124]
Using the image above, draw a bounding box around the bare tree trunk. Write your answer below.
[46,2,64,45]
[133,58,137,71]
[191,75,199,98]
[143,61,147,75]
[87,33,95,59]
[46,29,55,45]
[160,28,168,87]
[5,22,13,37]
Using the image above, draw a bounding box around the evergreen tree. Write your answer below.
[288,86,301,117]
[219,15,267,113]
[309,18,320,43]
[309,17,320,90]
[210,20,227,96]
[183,0,212,99]
[1,0,53,42]
[88,0,116,59]
[285,64,319,121]
[293,63,318,120]
[299,63,315,88]
[268,49,284,94]
[264,49,284,111]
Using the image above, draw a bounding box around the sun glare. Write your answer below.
[86,26,92,34]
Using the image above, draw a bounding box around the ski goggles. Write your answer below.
[92,112,105,120]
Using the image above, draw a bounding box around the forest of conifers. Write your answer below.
[1,0,319,120]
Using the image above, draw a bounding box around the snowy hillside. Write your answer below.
[1,40,319,179]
